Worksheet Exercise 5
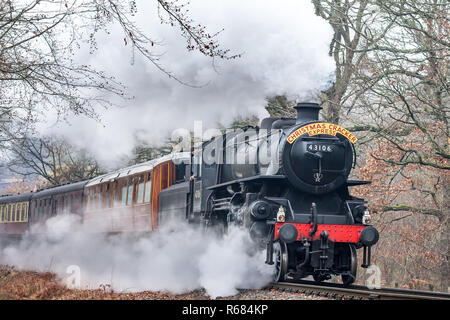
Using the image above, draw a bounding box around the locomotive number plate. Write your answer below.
[307,144,333,152]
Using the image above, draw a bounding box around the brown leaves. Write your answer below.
[0,266,199,300]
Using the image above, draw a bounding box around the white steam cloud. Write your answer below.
[0,215,273,298]
[37,0,334,167]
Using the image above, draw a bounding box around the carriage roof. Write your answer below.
[85,152,190,188]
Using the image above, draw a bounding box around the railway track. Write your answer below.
[267,280,450,300]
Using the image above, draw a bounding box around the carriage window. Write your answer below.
[16,203,21,221]
[144,179,151,203]
[98,186,103,208]
[12,204,16,222]
[62,197,65,214]
[93,189,96,209]
[23,203,28,221]
[121,185,127,205]
[68,195,72,213]
[106,184,111,208]
[114,182,119,204]
[20,203,25,221]
[90,190,94,209]
[137,177,144,204]
[127,185,133,206]
[66,196,70,214]
[21,203,25,221]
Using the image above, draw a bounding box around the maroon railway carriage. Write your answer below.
[0,193,32,236]
[82,153,190,233]
[0,153,191,238]
[28,181,88,231]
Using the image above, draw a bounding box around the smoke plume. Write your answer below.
[37,0,334,168]
[0,215,273,298]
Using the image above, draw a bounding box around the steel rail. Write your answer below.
[267,280,450,300]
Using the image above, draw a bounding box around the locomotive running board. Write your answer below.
[206,175,286,190]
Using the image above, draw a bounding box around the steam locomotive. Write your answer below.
[159,102,379,285]
[0,102,378,286]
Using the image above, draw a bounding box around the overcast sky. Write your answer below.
[38,0,335,168]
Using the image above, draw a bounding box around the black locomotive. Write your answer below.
[160,102,379,285]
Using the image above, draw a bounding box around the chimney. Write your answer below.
[293,102,322,124]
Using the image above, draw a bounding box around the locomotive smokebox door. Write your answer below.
[289,137,347,187]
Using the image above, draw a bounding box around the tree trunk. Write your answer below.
[440,175,450,292]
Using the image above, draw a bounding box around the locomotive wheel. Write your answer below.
[341,244,357,287]
[273,241,288,282]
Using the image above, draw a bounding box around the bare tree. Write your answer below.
[0,0,237,146]
[314,0,449,291]
[352,0,449,291]
[6,135,104,186]
[312,0,394,124]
